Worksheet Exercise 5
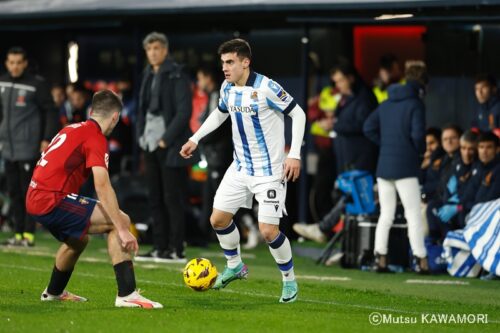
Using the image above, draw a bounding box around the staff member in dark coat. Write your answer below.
[331,62,378,174]
[0,47,58,247]
[135,32,199,263]
[363,62,429,274]
[473,74,500,132]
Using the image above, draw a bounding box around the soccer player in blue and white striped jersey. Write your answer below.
[181,39,306,303]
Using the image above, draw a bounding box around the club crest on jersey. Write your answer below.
[267,189,277,199]
[251,91,258,101]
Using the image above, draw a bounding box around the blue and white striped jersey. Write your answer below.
[218,71,297,177]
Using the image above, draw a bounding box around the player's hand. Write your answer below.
[158,139,167,149]
[283,158,301,182]
[180,140,197,159]
[118,229,139,255]
[40,140,49,152]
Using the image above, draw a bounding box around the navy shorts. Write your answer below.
[31,194,98,242]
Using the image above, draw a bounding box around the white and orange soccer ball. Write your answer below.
[183,258,218,291]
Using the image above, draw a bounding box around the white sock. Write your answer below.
[268,232,295,282]
[214,221,242,269]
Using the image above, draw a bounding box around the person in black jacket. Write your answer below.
[426,131,478,242]
[0,47,58,247]
[438,132,499,226]
[135,32,199,263]
[422,124,462,202]
[331,62,378,174]
[196,67,233,241]
[363,62,429,273]
[473,74,500,132]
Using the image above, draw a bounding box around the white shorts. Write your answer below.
[213,164,287,225]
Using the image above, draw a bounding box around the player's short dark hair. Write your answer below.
[7,46,27,60]
[478,131,499,147]
[461,130,478,144]
[91,90,123,117]
[379,53,398,71]
[442,124,463,138]
[426,127,442,142]
[475,73,497,88]
[218,39,252,60]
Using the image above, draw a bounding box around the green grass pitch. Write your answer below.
[0,233,498,333]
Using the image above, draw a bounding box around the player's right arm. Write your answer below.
[92,166,138,254]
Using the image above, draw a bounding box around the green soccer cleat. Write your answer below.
[212,262,248,290]
[279,280,298,303]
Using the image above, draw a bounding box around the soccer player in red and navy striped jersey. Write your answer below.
[26,90,162,308]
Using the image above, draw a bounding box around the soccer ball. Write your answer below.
[183,258,218,291]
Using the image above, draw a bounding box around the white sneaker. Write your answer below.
[115,290,163,309]
[292,223,327,243]
[41,288,87,302]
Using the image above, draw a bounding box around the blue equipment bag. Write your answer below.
[337,170,376,215]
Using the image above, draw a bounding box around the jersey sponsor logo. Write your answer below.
[228,105,256,115]
[105,153,109,169]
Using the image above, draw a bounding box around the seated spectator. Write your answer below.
[422,124,462,202]
[421,127,442,170]
[426,131,478,242]
[330,61,378,175]
[51,84,66,110]
[473,74,500,133]
[434,132,499,233]
[59,84,90,126]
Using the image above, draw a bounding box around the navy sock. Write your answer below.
[47,266,73,296]
[113,260,136,297]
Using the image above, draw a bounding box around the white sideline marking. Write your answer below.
[406,279,470,286]
[1,262,499,324]
[296,275,351,281]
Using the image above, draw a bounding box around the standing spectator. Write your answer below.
[331,62,378,174]
[473,74,500,132]
[135,32,198,263]
[0,46,58,246]
[196,67,232,239]
[363,62,429,273]
[372,54,403,104]
[308,78,339,219]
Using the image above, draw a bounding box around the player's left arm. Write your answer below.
[284,104,306,182]
[265,79,306,182]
